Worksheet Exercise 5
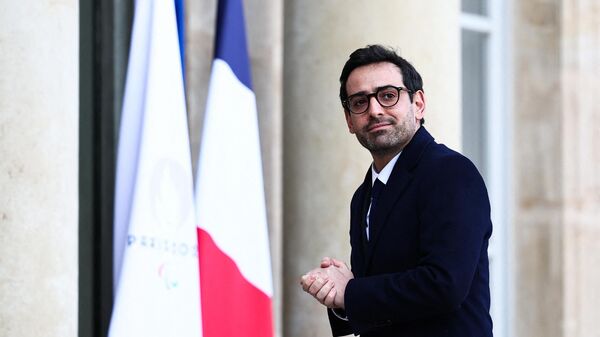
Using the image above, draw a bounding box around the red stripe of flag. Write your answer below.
[198,228,273,336]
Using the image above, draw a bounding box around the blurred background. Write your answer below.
[1,0,600,336]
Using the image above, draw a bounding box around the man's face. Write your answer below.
[344,62,425,156]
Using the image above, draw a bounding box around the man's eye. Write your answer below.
[351,97,367,108]
[379,91,397,101]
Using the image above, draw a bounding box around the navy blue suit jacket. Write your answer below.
[328,127,493,336]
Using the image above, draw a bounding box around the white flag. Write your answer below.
[109,0,201,335]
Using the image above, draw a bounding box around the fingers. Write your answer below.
[300,273,315,292]
[322,285,337,308]
[333,289,345,309]
[330,258,343,267]
[321,257,348,269]
[308,275,329,296]
[300,259,350,309]
[330,258,348,268]
[300,267,328,291]
[323,285,344,308]
[315,279,335,304]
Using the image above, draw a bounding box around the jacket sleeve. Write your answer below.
[327,308,354,336]
[343,155,492,333]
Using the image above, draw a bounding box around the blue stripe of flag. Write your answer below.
[214,0,252,89]
[174,0,185,77]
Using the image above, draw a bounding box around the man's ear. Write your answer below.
[412,90,426,122]
[344,111,356,134]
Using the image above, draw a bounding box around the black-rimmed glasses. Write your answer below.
[343,85,412,114]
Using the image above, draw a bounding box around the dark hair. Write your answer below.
[339,45,424,124]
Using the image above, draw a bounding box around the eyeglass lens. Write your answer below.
[347,86,401,114]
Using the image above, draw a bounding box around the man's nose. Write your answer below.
[367,96,385,116]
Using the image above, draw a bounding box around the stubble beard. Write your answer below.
[356,107,418,156]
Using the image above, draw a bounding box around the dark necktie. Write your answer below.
[368,179,385,239]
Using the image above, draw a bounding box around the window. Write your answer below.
[461,1,511,336]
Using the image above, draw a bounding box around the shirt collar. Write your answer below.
[371,152,401,186]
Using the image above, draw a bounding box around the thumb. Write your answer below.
[320,257,333,268]
[331,258,347,268]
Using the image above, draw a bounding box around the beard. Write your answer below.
[355,107,418,156]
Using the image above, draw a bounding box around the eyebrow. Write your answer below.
[347,84,400,97]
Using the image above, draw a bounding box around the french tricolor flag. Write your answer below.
[195,0,274,336]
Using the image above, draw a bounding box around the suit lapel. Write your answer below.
[363,127,435,272]
[351,170,371,277]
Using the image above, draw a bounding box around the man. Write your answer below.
[300,45,493,336]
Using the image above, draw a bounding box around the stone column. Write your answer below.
[283,1,460,336]
[514,0,600,336]
[513,1,564,336]
[561,0,600,336]
[0,1,79,337]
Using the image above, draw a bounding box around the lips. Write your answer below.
[367,121,392,132]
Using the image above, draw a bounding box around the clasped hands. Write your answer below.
[300,257,354,309]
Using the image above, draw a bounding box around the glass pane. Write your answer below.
[462,0,488,16]
[461,29,488,179]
